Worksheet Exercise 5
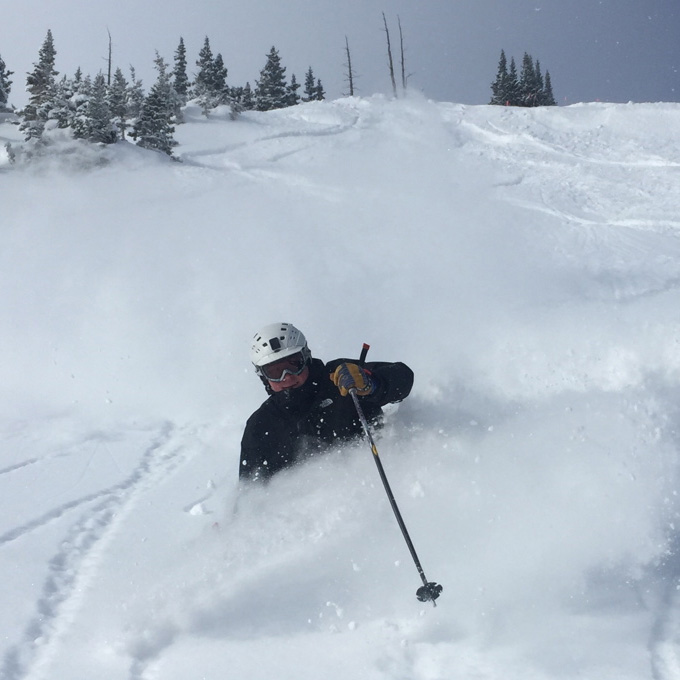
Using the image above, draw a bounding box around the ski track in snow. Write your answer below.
[0,421,198,680]
[0,458,43,476]
[0,444,95,479]
[177,108,360,172]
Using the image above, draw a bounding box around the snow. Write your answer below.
[3,93,680,679]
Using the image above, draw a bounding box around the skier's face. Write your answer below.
[267,366,310,392]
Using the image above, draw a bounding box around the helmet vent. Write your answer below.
[269,337,282,351]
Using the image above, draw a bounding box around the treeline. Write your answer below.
[490,50,556,107]
[0,29,562,162]
[1,31,325,157]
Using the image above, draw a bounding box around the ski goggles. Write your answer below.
[260,352,308,382]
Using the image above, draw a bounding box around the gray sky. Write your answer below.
[2,0,679,107]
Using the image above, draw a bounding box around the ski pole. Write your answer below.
[349,386,442,606]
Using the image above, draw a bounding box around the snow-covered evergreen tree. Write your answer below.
[131,53,176,156]
[242,82,255,109]
[507,58,520,105]
[542,71,557,106]
[254,46,288,111]
[230,85,243,106]
[287,73,301,106]
[490,50,555,107]
[534,59,545,100]
[194,37,215,98]
[193,37,232,114]
[490,49,509,105]
[0,54,13,112]
[302,67,316,102]
[519,52,538,106]
[126,67,145,121]
[47,75,75,129]
[301,67,325,103]
[507,57,523,106]
[20,29,59,140]
[108,67,129,138]
[70,73,93,139]
[82,73,116,144]
[173,37,189,104]
[212,53,228,95]
[313,78,325,101]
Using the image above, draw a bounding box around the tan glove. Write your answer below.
[330,363,376,397]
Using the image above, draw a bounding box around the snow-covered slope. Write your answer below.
[2,95,680,679]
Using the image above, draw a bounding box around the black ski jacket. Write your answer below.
[239,357,413,482]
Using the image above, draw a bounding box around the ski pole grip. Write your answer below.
[359,343,370,366]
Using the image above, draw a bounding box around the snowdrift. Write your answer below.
[2,95,680,679]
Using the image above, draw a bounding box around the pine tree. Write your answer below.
[241,82,254,110]
[489,49,509,105]
[83,73,116,143]
[194,37,215,98]
[534,59,545,102]
[519,52,538,106]
[506,57,520,105]
[70,73,93,139]
[212,53,228,96]
[132,53,176,156]
[230,86,243,104]
[287,73,300,106]
[302,67,316,102]
[0,54,13,112]
[314,78,325,101]
[254,46,288,111]
[542,71,557,106]
[173,37,189,104]
[127,67,145,120]
[108,67,129,138]
[32,83,63,138]
[48,75,74,128]
[26,30,58,103]
[21,29,59,139]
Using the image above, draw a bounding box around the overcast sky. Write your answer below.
[2,0,679,108]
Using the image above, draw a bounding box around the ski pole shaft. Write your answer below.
[349,388,442,605]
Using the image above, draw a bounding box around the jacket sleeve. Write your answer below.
[364,361,414,406]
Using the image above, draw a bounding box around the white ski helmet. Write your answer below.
[250,322,311,368]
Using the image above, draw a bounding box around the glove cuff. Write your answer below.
[356,370,378,396]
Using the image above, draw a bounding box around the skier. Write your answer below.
[239,322,414,482]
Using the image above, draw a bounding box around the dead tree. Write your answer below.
[398,16,407,91]
[106,29,112,85]
[344,36,356,96]
[382,12,397,97]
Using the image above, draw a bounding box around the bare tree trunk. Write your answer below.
[345,36,355,96]
[382,12,397,98]
[106,29,112,86]
[398,16,407,91]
